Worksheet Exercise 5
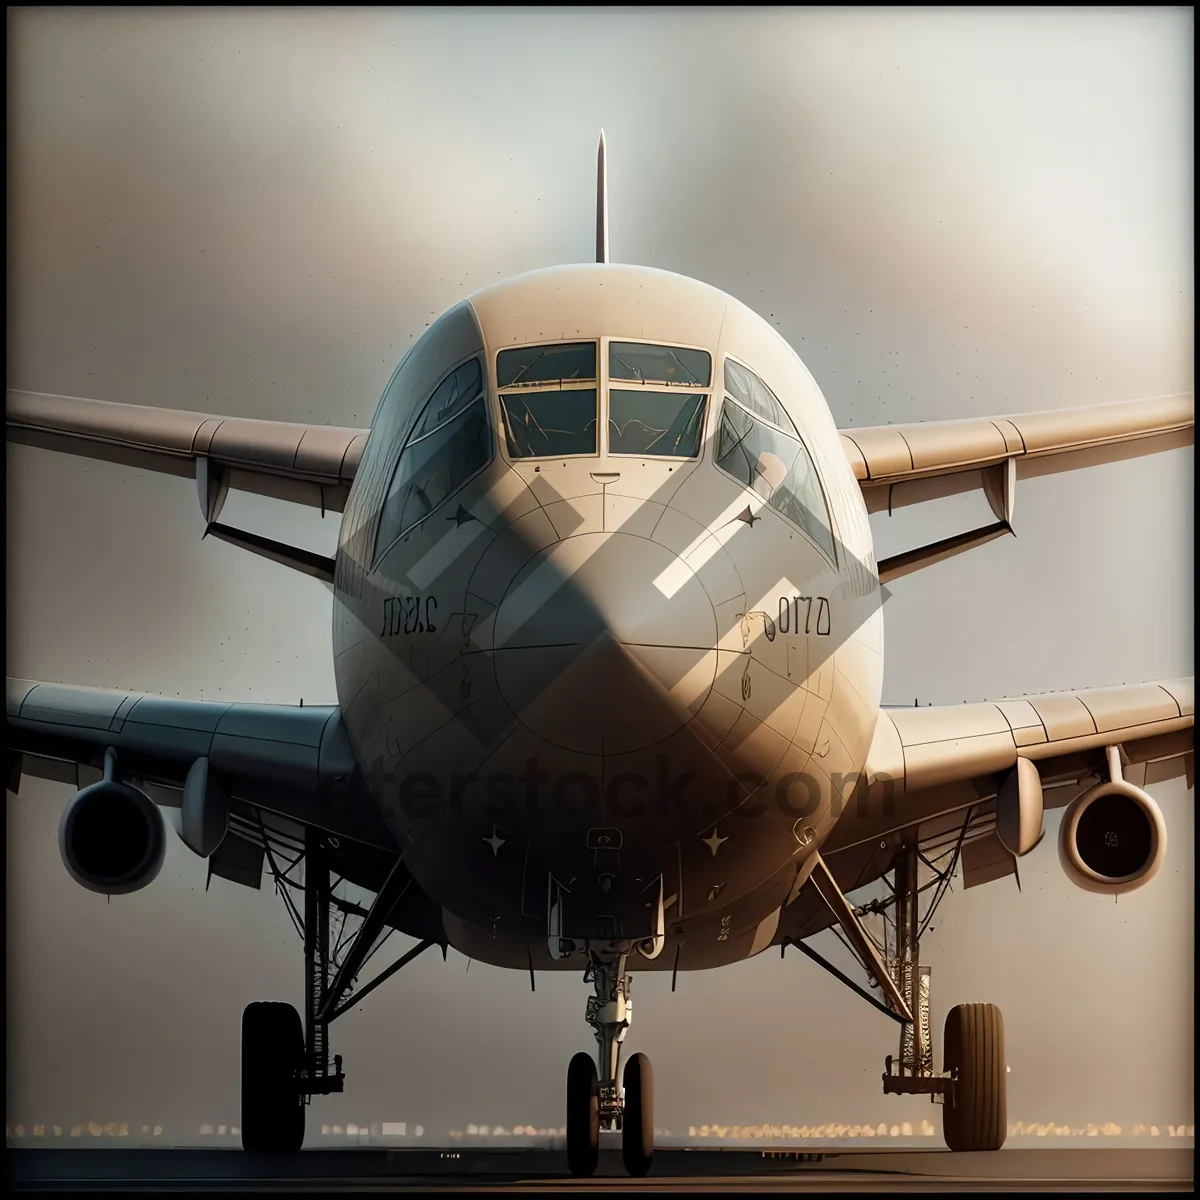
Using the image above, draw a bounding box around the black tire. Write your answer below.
[943,1002,1006,1152]
[566,1051,600,1178]
[621,1052,654,1177]
[241,1001,305,1153]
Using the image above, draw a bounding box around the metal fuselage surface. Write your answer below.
[332,264,884,972]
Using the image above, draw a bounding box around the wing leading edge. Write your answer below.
[822,677,1193,859]
[5,678,391,848]
[839,394,1193,515]
[6,390,367,516]
[774,677,1193,945]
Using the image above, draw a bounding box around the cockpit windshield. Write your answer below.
[607,342,711,458]
[500,390,598,457]
[609,391,706,457]
[498,341,598,458]
[374,356,489,559]
[609,342,711,388]
[496,339,714,460]
[715,358,837,561]
[723,356,798,434]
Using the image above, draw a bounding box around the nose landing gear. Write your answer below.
[566,950,655,1178]
[565,1052,599,1177]
[621,1051,654,1177]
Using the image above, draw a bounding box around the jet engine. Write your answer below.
[1058,778,1167,895]
[58,778,167,895]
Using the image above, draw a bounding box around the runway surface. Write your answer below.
[6,1146,1193,1192]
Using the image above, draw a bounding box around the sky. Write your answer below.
[5,8,1193,1143]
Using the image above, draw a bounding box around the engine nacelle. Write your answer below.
[1058,779,1167,895]
[58,779,167,895]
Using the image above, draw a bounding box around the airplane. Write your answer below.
[5,132,1194,1178]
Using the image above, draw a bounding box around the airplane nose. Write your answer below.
[493,532,718,755]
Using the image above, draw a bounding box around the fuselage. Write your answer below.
[331,264,884,971]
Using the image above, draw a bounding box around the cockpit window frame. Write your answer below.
[496,339,601,462]
[603,336,713,462]
[371,351,495,568]
[493,336,719,464]
[715,354,840,568]
[608,341,713,389]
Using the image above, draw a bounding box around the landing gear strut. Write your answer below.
[238,822,436,1152]
[566,950,654,1178]
[877,832,1007,1151]
[787,820,1007,1154]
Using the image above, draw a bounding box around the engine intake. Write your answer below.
[58,779,167,895]
[1059,779,1166,895]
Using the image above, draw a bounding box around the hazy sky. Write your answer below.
[6,8,1193,1142]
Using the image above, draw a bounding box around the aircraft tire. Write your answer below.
[621,1052,654,1177]
[942,1002,1006,1151]
[566,1051,600,1177]
[241,1001,305,1153]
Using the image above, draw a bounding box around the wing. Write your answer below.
[839,393,1193,516]
[6,389,368,516]
[780,678,1193,941]
[5,677,392,851]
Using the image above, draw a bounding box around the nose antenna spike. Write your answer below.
[596,129,609,264]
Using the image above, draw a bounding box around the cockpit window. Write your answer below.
[410,358,484,439]
[724,357,798,435]
[609,342,712,387]
[374,357,490,558]
[497,342,596,388]
[715,360,836,561]
[605,342,711,458]
[609,390,707,457]
[498,341,598,458]
[500,390,598,458]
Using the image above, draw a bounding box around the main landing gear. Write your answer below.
[238,824,437,1153]
[787,825,1007,1153]
[241,1001,308,1153]
[566,951,655,1178]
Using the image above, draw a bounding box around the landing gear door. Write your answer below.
[635,875,666,961]
[547,874,573,960]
